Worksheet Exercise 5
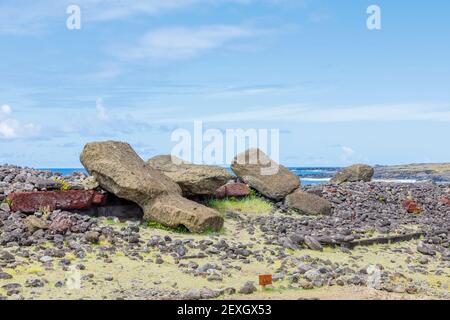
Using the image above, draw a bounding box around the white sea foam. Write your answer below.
[302,177,420,186]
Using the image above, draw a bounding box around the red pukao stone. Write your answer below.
[441,197,450,206]
[401,199,422,214]
[214,182,250,199]
[7,190,106,213]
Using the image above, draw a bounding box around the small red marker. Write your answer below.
[259,274,273,288]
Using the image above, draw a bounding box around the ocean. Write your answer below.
[40,167,339,186]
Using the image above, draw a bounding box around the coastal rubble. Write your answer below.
[0,151,449,300]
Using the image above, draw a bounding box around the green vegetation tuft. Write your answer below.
[208,195,274,214]
[2,197,13,207]
[53,178,71,191]
[38,205,52,220]
[103,218,127,228]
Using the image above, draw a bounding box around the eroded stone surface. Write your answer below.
[148,155,234,196]
[285,189,332,215]
[231,148,299,200]
[80,141,223,232]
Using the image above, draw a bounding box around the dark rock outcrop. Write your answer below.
[330,164,374,184]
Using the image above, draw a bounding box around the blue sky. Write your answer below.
[0,0,449,167]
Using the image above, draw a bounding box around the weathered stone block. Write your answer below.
[8,190,106,213]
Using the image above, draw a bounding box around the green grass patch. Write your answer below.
[52,177,71,191]
[208,195,274,214]
[2,197,13,207]
[103,218,127,228]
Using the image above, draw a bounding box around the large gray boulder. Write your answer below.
[285,189,332,215]
[80,141,223,233]
[147,155,233,197]
[230,148,299,201]
[331,164,374,184]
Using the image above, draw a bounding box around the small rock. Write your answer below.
[85,231,100,244]
[81,176,99,190]
[0,272,13,280]
[198,263,216,273]
[224,287,236,295]
[417,242,436,256]
[39,256,53,263]
[200,288,221,299]
[0,251,15,263]
[406,285,418,294]
[239,281,257,294]
[25,278,45,288]
[304,269,321,282]
[0,203,10,212]
[207,274,223,282]
[418,257,429,265]
[185,288,201,300]
[272,273,284,282]
[304,236,323,251]
[300,280,314,290]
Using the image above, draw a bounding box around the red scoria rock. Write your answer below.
[7,190,106,213]
[215,182,250,199]
[401,199,422,214]
[441,197,450,205]
[325,187,338,194]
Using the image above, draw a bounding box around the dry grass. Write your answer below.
[208,196,274,214]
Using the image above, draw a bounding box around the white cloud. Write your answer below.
[0,119,41,140]
[159,103,450,123]
[341,146,355,157]
[96,98,110,121]
[83,0,199,21]
[66,99,153,137]
[0,0,198,34]
[0,0,299,35]
[0,120,17,138]
[83,64,122,82]
[118,25,263,60]
[340,146,356,163]
[0,104,41,139]
[1,104,12,115]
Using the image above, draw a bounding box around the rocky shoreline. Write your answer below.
[0,145,449,300]
[374,163,450,183]
[295,164,450,184]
